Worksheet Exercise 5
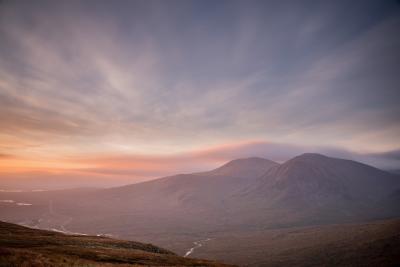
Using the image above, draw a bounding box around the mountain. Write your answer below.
[256,153,400,200]
[88,157,278,223]
[233,153,400,227]
[93,153,399,231]
[0,220,232,266]
[64,157,280,237]
[107,156,278,199]
[203,157,278,178]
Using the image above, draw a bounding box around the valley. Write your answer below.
[1,154,399,266]
[0,221,230,266]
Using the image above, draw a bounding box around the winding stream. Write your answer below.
[184,238,212,257]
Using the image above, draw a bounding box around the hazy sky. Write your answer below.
[0,0,399,187]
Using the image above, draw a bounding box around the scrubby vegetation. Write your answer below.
[0,221,232,266]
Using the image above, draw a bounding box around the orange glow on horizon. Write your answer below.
[0,140,261,180]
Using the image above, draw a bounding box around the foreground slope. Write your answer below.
[194,218,400,267]
[0,221,231,266]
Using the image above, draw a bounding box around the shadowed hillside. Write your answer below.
[233,153,400,227]
[194,218,400,267]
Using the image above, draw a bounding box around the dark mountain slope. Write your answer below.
[89,157,279,216]
[69,157,280,234]
[234,153,400,227]
[105,157,278,197]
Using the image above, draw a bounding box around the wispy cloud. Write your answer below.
[0,0,399,188]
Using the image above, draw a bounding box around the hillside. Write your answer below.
[233,153,400,227]
[193,218,400,267]
[0,221,232,266]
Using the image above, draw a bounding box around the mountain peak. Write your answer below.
[209,157,278,178]
[285,153,333,166]
[225,157,276,165]
[294,153,329,160]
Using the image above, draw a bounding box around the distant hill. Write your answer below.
[234,153,400,227]
[0,221,232,266]
[79,153,400,232]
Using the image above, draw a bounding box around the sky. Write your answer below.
[0,0,400,188]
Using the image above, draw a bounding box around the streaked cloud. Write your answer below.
[0,0,399,188]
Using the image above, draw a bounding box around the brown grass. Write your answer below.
[0,221,233,266]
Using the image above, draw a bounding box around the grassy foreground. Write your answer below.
[0,221,232,267]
